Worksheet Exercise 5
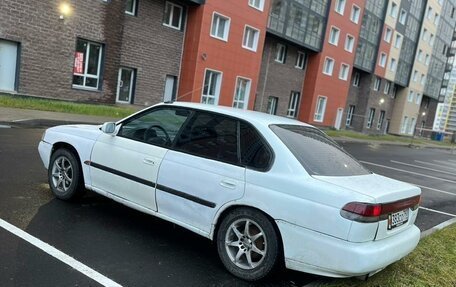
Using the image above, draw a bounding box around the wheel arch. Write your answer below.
[211,204,285,264]
[51,142,85,184]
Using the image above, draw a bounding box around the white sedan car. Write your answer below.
[38,102,421,281]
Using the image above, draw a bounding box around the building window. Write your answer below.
[339,63,350,81]
[353,72,360,87]
[384,81,391,94]
[125,0,137,15]
[295,52,307,69]
[377,110,385,130]
[427,6,433,19]
[201,69,222,105]
[394,34,402,49]
[408,90,414,102]
[314,96,327,122]
[434,13,440,25]
[350,5,361,24]
[210,13,230,41]
[421,74,426,85]
[399,9,407,24]
[416,93,422,105]
[275,43,287,63]
[72,39,103,90]
[384,27,392,43]
[117,68,136,103]
[389,58,397,72]
[391,85,397,99]
[401,116,409,134]
[242,26,260,51]
[335,0,346,15]
[287,92,300,118]
[422,28,428,41]
[323,57,335,75]
[417,49,423,62]
[373,77,381,91]
[345,34,355,52]
[329,26,340,46]
[233,77,251,109]
[248,0,264,11]
[409,118,416,135]
[266,96,278,115]
[163,1,183,30]
[346,105,355,126]
[430,34,435,46]
[390,2,398,18]
[367,108,375,128]
[413,70,418,82]
[425,54,430,65]
[379,52,387,67]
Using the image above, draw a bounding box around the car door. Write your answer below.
[156,111,245,234]
[89,107,192,211]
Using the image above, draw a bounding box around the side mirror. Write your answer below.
[101,122,116,135]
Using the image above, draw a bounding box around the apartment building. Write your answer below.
[0,0,203,105]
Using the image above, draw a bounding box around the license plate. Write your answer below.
[387,209,409,230]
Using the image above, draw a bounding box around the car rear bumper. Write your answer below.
[38,140,52,169]
[277,220,420,278]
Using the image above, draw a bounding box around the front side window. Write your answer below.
[270,125,370,176]
[175,112,239,165]
[240,122,272,170]
[287,92,300,118]
[202,69,222,105]
[163,1,183,30]
[242,26,260,51]
[211,13,230,41]
[118,107,191,147]
[73,39,103,89]
[233,77,251,109]
[314,96,327,122]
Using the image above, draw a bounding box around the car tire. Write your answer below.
[216,208,280,281]
[48,148,85,200]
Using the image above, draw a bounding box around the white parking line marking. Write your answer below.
[390,160,456,176]
[0,218,122,287]
[360,161,456,184]
[433,160,456,168]
[419,207,456,217]
[415,160,456,172]
[411,184,455,196]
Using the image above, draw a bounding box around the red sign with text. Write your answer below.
[73,52,84,74]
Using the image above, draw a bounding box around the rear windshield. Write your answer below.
[270,125,370,176]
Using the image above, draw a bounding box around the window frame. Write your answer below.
[323,57,335,76]
[384,81,391,94]
[339,63,350,81]
[201,68,223,105]
[295,51,307,69]
[287,91,300,118]
[399,8,407,24]
[373,77,381,91]
[384,27,392,43]
[353,72,360,87]
[377,110,385,130]
[125,0,137,16]
[335,0,346,15]
[232,76,251,110]
[350,5,361,24]
[248,0,265,11]
[275,43,287,63]
[329,26,340,46]
[242,25,260,52]
[344,34,355,52]
[394,34,402,49]
[266,96,278,115]
[163,1,184,30]
[346,105,355,127]
[366,108,375,128]
[210,12,231,41]
[314,96,327,122]
[72,38,104,91]
[379,52,387,67]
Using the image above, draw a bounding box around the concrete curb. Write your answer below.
[334,137,456,151]
[420,217,456,238]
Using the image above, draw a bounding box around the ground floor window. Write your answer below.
[377,110,385,130]
[346,105,355,126]
[0,39,19,92]
[163,75,177,102]
[116,67,136,103]
[287,92,300,118]
[401,116,409,134]
[73,39,103,90]
[266,96,278,115]
[202,69,222,105]
[366,108,375,128]
[233,77,251,109]
[314,96,327,122]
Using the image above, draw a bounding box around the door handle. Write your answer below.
[143,158,155,165]
[220,179,237,189]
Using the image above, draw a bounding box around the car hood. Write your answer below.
[47,124,103,141]
[313,173,421,203]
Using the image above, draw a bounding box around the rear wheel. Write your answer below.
[216,208,280,281]
[48,149,85,200]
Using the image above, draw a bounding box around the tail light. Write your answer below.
[341,195,421,223]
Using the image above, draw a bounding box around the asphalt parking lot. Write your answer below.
[0,127,455,287]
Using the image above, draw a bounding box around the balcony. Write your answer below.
[448,47,456,56]
[445,62,453,71]
[441,79,450,87]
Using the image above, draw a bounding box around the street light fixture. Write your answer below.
[59,3,72,19]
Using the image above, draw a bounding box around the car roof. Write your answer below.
[158,102,314,128]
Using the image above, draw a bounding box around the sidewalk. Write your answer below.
[0,107,121,128]
[332,135,456,150]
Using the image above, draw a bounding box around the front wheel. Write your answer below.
[216,208,280,281]
[48,148,85,200]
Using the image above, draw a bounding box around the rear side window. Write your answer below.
[270,125,370,176]
[240,122,272,170]
[175,112,239,165]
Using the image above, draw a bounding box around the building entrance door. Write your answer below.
[0,40,18,92]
